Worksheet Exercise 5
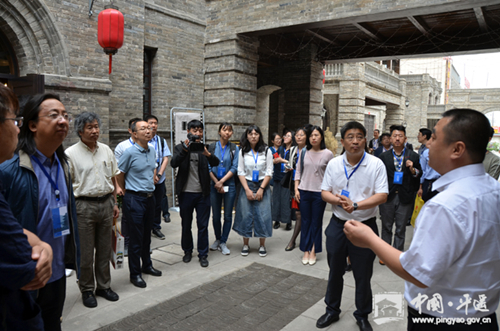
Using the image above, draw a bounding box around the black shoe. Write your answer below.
[199,256,209,268]
[95,288,119,301]
[356,318,373,331]
[130,275,147,288]
[152,228,165,240]
[316,312,340,328]
[183,252,192,263]
[142,266,162,276]
[163,215,171,223]
[345,263,352,272]
[82,291,97,308]
[285,242,296,251]
[285,223,292,231]
[273,221,280,229]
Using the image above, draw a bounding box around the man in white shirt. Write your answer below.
[144,115,172,240]
[317,121,388,331]
[66,112,120,308]
[345,108,500,330]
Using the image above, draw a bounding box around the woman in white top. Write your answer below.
[233,125,274,257]
[295,126,334,265]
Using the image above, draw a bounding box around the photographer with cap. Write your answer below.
[170,120,219,268]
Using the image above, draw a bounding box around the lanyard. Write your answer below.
[343,152,366,189]
[219,142,228,162]
[283,148,290,160]
[129,138,134,146]
[392,148,406,171]
[31,155,61,201]
[251,149,259,168]
[151,136,160,163]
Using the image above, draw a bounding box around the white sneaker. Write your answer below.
[210,240,220,251]
[259,246,267,257]
[65,269,73,277]
[220,242,230,255]
[241,245,250,256]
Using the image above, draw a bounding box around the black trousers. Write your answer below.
[123,193,155,277]
[324,215,377,321]
[178,192,210,258]
[36,275,66,331]
[153,182,166,230]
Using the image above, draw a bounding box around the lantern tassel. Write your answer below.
[109,54,112,74]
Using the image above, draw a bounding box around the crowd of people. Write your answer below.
[1,86,499,331]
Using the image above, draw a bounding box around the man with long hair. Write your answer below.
[0,92,80,331]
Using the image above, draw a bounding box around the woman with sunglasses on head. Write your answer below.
[272,129,296,231]
[233,125,273,257]
[295,126,334,265]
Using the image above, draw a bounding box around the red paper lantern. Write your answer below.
[322,68,326,85]
[98,5,124,74]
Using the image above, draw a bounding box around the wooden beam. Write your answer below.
[474,7,488,32]
[352,22,382,42]
[305,29,339,46]
[407,16,430,36]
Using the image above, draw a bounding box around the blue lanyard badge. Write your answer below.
[31,156,69,238]
[129,138,134,146]
[251,149,259,182]
[217,142,227,179]
[392,148,405,184]
[342,152,366,197]
[281,149,290,173]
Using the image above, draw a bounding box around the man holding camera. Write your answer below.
[170,120,219,267]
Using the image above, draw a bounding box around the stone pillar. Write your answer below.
[385,104,405,131]
[204,35,259,142]
[337,63,367,134]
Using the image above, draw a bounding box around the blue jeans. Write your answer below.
[210,184,236,244]
[178,192,210,258]
[299,190,326,253]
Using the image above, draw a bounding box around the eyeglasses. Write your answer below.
[39,113,72,122]
[345,135,365,142]
[0,116,23,128]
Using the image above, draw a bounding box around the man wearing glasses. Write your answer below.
[0,93,80,331]
[116,120,162,288]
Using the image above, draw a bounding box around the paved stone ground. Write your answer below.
[97,263,327,331]
[61,208,500,331]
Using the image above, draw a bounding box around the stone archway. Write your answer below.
[0,0,70,76]
[256,85,281,141]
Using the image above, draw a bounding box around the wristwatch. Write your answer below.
[157,173,163,177]
[353,202,358,211]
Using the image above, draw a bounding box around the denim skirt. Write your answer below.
[232,180,272,238]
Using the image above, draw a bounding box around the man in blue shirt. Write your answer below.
[0,85,53,330]
[117,120,162,288]
[144,115,172,239]
[0,93,80,331]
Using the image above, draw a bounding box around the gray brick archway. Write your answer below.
[0,0,70,76]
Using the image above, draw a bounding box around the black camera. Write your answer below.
[185,133,204,151]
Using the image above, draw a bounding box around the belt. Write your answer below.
[332,214,376,224]
[127,190,154,198]
[76,193,112,202]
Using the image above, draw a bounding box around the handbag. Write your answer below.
[410,195,425,227]
[111,218,124,269]
[280,170,292,188]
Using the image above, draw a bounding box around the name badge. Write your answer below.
[217,166,226,179]
[293,169,296,178]
[341,189,350,198]
[394,171,404,185]
[252,169,260,182]
[52,205,70,238]
[281,163,285,173]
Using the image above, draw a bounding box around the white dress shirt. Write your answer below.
[237,148,273,181]
[400,163,500,318]
[321,152,388,221]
